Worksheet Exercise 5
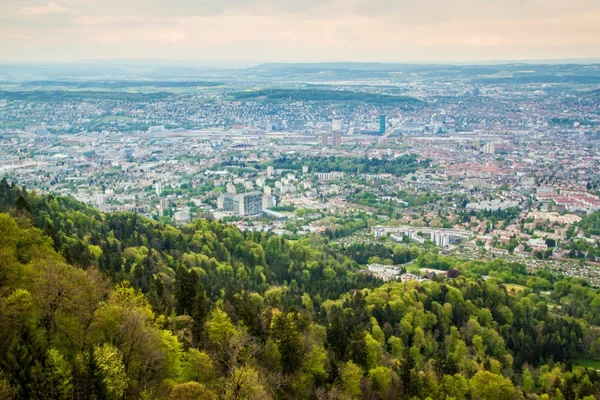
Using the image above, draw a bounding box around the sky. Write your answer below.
[0,0,599,63]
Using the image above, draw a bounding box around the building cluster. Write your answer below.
[1,67,599,283]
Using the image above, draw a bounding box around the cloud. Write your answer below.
[158,29,187,42]
[0,0,599,61]
[19,1,75,15]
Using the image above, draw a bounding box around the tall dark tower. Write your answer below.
[379,114,386,134]
[320,131,328,147]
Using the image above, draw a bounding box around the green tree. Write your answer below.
[368,366,392,393]
[191,283,208,343]
[365,333,382,370]
[469,371,517,400]
[174,266,198,315]
[440,373,468,400]
[347,329,368,369]
[326,311,347,360]
[167,382,217,400]
[43,348,73,400]
[93,344,128,400]
[340,361,362,399]
[270,311,302,374]
[180,349,215,385]
[522,369,536,393]
[223,366,269,400]
[205,308,237,349]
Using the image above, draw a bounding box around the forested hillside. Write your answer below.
[2,180,600,400]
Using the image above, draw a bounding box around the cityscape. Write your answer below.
[2,0,600,398]
[2,63,599,287]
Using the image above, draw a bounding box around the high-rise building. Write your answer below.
[482,142,495,154]
[332,132,342,148]
[267,165,274,178]
[217,192,263,216]
[155,182,162,197]
[240,192,263,216]
[331,119,342,132]
[320,131,328,148]
[379,114,386,134]
[226,181,237,194]
[431,231,450,247]
[218,193,235,211]
[262,194,274,210]
[95,192,105,207]
[159,198,169,215]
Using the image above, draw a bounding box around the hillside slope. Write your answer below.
[1,181,600,399]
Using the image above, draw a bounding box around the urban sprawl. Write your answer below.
[1,63,599,284]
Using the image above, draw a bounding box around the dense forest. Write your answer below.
[230,89,423,106]
[2,180,600,399]
[273,155,429,176]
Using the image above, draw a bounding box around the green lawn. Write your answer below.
[575,358,600,370]
[405,264,422,274]
[505,284,528,293]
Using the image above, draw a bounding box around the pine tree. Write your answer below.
[347,329,368,369]
[174,266,198,315]
[192,283,208,344]
[147,275,165,315]
[271,312,302,374]
[326,309,347,361]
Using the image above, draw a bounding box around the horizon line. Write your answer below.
[1,57,600,67]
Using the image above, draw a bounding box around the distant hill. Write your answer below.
[584,88,600,97]
[248,62,600,83]
[0,90,173,102]
[253,62,423,71]
[17,80,223,89]
[1,60,598,82]
[230,88,423,105]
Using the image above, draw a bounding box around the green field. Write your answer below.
[505,283,528,293]
[575,358,600,370]
[405,265,422,274]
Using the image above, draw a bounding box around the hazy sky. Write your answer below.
[1,0,599,63]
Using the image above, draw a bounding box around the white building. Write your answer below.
[174,207,191,223]
[482,142,495,154]
[367,264,403,281]
[332,119,342,132]
[431,231,450,247]
[95,192,105,207]
[262,194,274,210]
[315,172,345,181]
